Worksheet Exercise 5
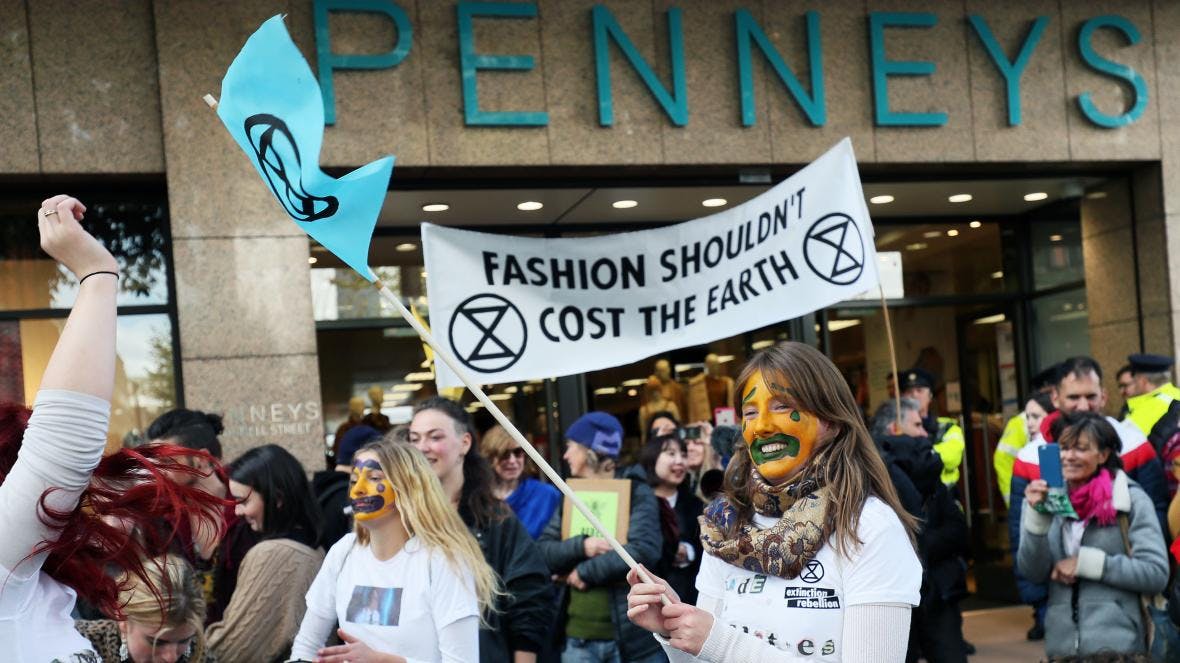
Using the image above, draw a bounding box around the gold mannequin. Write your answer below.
[639,376,680,442]
[361,385,392,432]
[331,396,368,463]
[649,358,687,417]
[704,353,735,412]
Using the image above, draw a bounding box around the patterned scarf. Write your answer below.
[698,469,830,580]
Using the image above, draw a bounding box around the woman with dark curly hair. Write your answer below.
[0,196,223,662]
[627,342,922,662]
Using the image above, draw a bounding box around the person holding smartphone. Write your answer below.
[1019,411,1167,659]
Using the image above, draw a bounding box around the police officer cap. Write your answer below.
[900,368,935,391]
[1128,353,1174,374]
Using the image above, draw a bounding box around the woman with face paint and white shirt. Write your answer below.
[626,342,923,662]
[289,441,499,663]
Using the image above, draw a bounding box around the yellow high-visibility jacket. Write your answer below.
[933,416,966,487]
[1125,383,1180,453]
[992,413,1028,507]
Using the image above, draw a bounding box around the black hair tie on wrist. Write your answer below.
[78,270,119,286]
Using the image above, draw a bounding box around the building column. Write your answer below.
[153,1,325,471]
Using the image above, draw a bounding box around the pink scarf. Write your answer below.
[1069,469,1117,526]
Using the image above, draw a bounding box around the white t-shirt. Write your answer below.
[0,390,109,661]
[694,497,920,662]
[291,533,479,662]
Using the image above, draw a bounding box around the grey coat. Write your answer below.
[1017,471,1168,658]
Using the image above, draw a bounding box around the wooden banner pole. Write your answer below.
[879,284,903,432]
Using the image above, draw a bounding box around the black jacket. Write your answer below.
[463,504,555,663]
[657,481,704,606]
[311,470,351,549]
[876,434,968,602]
[537,464,663,661]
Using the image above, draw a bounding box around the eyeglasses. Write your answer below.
[498,448,526,461]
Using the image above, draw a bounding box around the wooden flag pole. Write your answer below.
[370,281,669,603]
[879,283,902,431]
[202,91,667,601]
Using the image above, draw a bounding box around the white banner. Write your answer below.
[422,138,878,389]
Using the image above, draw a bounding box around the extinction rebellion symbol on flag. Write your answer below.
[448,294,528,373]
[803,213,864,285]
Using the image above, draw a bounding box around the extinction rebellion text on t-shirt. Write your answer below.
[783,586,841,609]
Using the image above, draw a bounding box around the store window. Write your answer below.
[874,221,1006,297]
[0,200,170,310]
[0,195,178,449]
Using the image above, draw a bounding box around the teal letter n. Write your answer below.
[735,9,825,127]
[592,5,688,127]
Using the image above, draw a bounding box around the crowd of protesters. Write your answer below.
[7,196,1175,663]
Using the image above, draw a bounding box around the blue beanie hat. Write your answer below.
[565,411,623,458]
[338,425,382,465]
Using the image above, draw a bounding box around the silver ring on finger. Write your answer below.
[42,209,58,217]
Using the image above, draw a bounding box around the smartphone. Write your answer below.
[1038,443,1065,488]
[682,425,702,440]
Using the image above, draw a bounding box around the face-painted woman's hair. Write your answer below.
[0,403,228,620]
[352,440,502,622]
[228,444,322,546]
[118,554,208,661]
[727,342,917,556]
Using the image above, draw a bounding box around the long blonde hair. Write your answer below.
[728,342,918,556]
[353,440,501,620]
[118,554,207,660]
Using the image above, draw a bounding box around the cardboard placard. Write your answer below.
[560,478,631,544]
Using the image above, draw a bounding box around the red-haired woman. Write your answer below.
[0,196,224,661]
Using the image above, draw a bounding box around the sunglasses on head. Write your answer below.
[498,448,526,461]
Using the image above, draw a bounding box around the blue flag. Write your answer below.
[215,15,393,281]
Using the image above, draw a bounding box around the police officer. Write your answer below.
[900,368,964,488]
[992,365,1058,508]
[1123,353,1180,458]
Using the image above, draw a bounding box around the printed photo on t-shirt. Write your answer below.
[345,585,403,626]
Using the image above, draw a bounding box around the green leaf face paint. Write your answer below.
[749,433,801,465]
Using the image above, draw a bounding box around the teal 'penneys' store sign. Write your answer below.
[312,1,1149,131]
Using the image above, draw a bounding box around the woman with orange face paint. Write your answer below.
[626,342,922,662]
[289,441,500,663]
